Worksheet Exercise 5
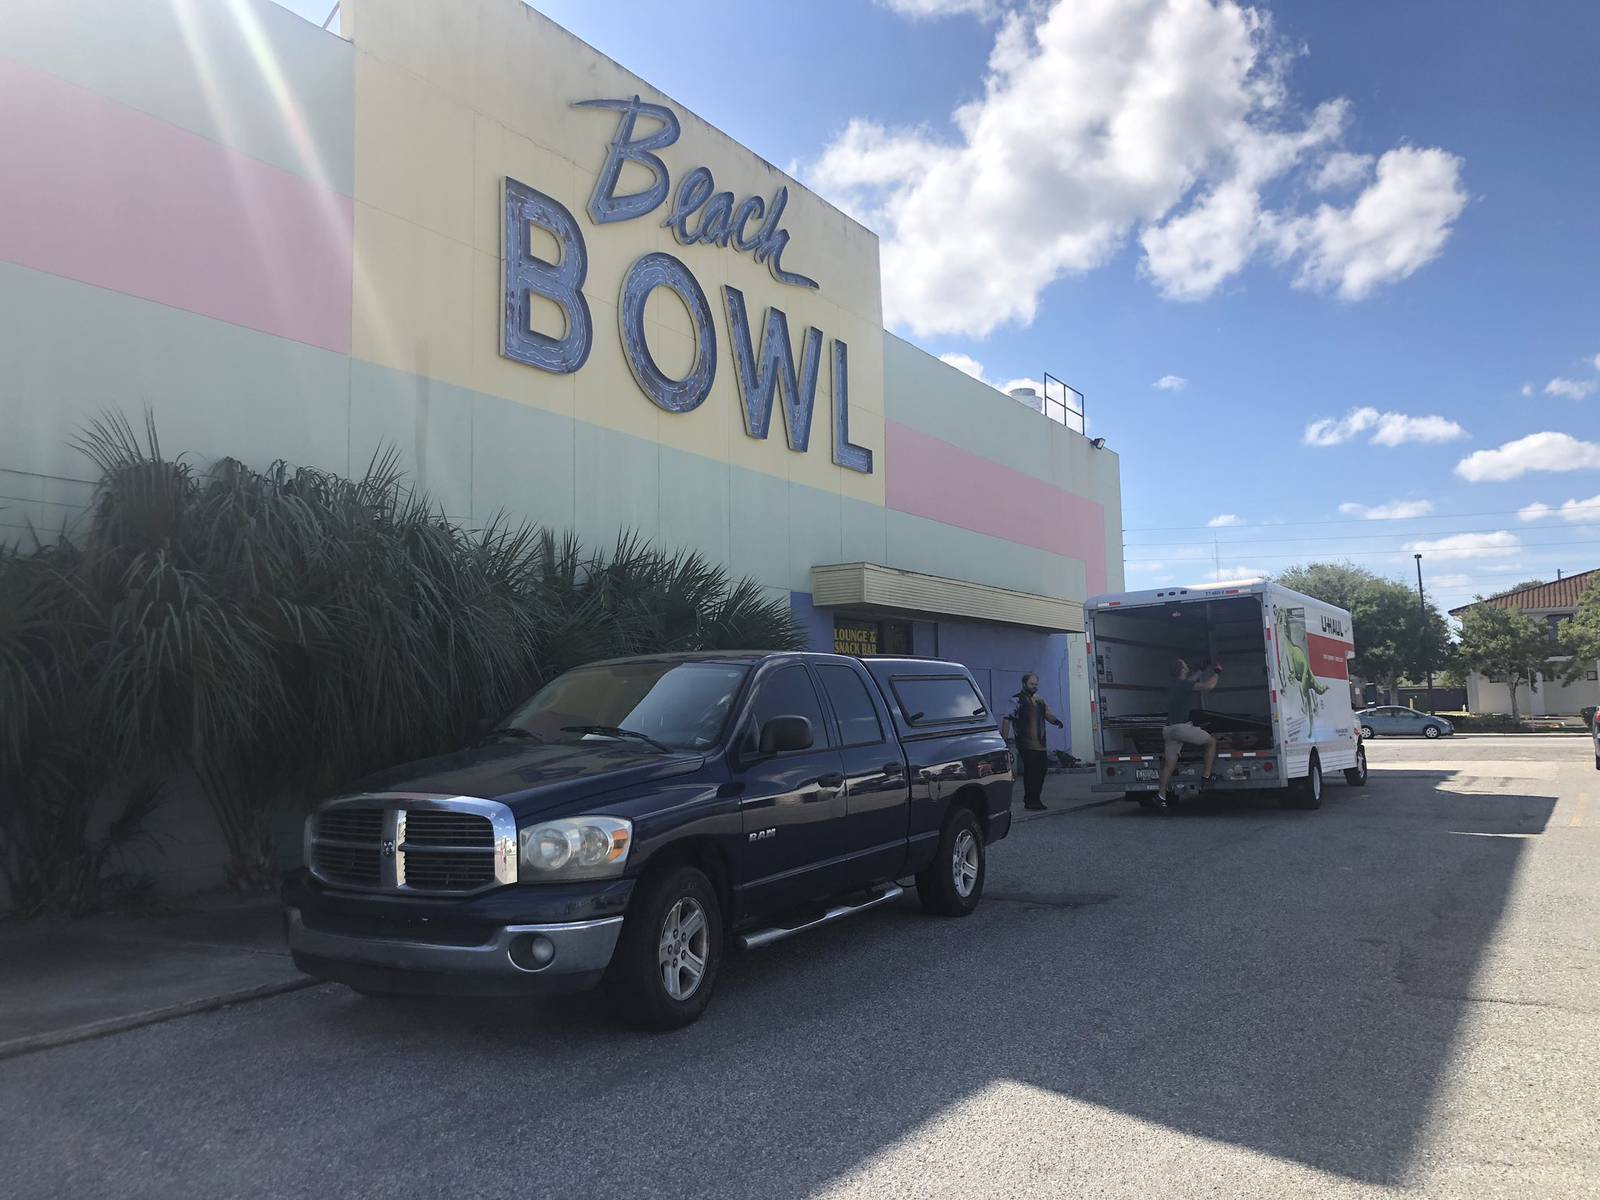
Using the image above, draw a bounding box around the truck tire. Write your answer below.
[1343,744,1368,787]
[603,864,723,1031]
[917,807,986,917]
[1281,753,1323,810]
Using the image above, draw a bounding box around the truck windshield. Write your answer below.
[497,661,750,751]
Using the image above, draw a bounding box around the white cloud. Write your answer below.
[1267,147,1468,301]
[1520,383,1534,397]
[809,1,1465,336]
[1311,151,1373,191]
[1304,406,1465,447]
[937,351,1044,402]
[877,0,996,18]
[1208,564,1269,583]
[1404,531,1520,561]
[1370,412,1468,446]
[1304,407,1379,446]
[1521,494,1600,523]
[1593,353,1600,371]
[1154,374,1189,391]
[1429,572,1475,590]
[1207,513,1243,527]
[1455,432,1600,482]
[1557,493,1600,522]
[1338,499,1434,519]
[1544,377,1598,400]
[939,351,987,379]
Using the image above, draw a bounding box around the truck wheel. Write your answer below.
[603,864,723,1031]
[1343,744,1368,787]
[1360,725,1375,740]
[1281,754,1323,810]
[917,807,986,917]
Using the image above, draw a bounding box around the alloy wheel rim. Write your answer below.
[952,829,979,897]
[658,897,709,1001]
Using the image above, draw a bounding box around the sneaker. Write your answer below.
[1023,802,1047,812]
[1200,774,1218,788]
[1150,792,1170,812]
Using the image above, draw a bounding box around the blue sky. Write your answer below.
[280,0,1600,612]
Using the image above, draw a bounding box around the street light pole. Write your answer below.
[1414,553,1434,714]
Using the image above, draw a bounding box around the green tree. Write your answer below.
[1455,601,1549,718]
[1276,562,1450,701]
[1558,579,1600,683]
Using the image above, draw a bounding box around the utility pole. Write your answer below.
[1414,553,1434,714]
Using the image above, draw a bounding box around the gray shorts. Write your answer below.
[1162,722,1212,763]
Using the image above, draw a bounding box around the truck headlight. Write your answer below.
[518,816,632,881]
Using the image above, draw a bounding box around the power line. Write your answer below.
[1122,537,1600,565]
[1127,520,1600,549]
[1124,500,1600,533]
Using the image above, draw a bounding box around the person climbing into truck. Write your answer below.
[1153,657,1222,812]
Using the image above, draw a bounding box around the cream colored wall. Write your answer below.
[342,0,885,510]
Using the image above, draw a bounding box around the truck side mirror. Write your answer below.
[758,715,813,755]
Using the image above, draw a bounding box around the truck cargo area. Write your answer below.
[1092,594,1275,774]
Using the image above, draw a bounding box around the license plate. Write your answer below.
[1135,768,1158,781]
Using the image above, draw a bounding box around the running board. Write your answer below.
[739,884,905,951]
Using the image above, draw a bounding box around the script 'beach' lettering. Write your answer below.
[575,96,818,290]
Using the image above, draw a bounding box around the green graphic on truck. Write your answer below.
[1275,605,1329,741]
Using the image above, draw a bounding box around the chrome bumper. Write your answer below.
[286,908,623,979]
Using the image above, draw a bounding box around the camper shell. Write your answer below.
[1085,580,1364,808]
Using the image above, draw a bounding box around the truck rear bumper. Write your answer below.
[287,907,622,997]
[1094,779,1285,794]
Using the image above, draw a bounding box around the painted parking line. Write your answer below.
[1571,792,1590,828]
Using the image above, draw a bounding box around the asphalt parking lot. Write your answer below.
[1,734,1595,1199]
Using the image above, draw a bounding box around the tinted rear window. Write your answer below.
[891,675,987,726]
[816,664,885,746]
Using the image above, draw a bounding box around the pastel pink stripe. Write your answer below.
[0,59,352,354]
[885,421,1108,594]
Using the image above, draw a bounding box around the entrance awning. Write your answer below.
[810,563,1083,634]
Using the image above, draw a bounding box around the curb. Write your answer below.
[0,975,319,1063]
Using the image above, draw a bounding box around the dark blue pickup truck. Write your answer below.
[284,651,1014,1028]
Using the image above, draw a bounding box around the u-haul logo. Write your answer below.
[1319,615,1347,638]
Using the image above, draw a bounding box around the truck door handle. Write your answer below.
[815,773,845,789]
[882,762,905,776]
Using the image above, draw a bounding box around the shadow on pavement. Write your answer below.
[0,768,1560,1197]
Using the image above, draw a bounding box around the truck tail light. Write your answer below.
[1261,760,1276,772]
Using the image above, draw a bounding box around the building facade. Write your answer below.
[1450,570,1600,717]
[1,0,1123,764]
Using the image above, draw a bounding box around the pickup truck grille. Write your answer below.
[307,797,516,896]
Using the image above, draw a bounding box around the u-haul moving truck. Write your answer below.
[1085,580,1366,809]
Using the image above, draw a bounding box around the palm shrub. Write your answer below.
[0,537,164,915]
[3,413,804,906]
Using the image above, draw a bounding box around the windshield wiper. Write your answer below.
[560,725,672,753]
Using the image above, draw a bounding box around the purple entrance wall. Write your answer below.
[791,591,1074,754]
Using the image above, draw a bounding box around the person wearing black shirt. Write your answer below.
[1003,673,1064,811]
